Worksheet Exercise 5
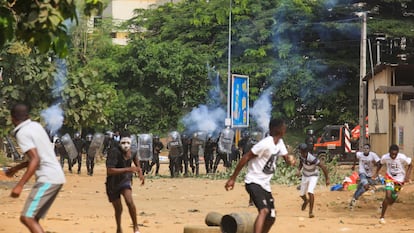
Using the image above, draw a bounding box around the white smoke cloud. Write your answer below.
[181,65,226,135]
[250,88,272,132]
[181,105,226,134]
[42,58,67,136]
[41,104,64,136]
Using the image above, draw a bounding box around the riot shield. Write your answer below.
[61,133,78,160]
[131,134,138,152]
[190,131,207,158]
[87,133,105,158]
[138,134,153,161]
[168,131,183,158]
[218,127,234,154]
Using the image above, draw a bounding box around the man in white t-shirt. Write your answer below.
[349,143,380,209]
[374,144,412,224]
[5,103,66,233]
[225,118,296,233]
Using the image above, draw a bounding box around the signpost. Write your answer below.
[231,74,249,128]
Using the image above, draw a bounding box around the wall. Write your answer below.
[367,67,391,155]
[368,65,414,157]
[395,99,414,156]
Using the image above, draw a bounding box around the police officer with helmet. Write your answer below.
[149,135,164,175]
[73,132,85,174]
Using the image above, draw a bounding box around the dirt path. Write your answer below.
[1,159,414,233]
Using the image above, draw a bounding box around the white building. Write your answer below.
[101,0,180,45]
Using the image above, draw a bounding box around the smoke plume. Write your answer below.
[250,88,272,133]
[41,58,67,136]
[41,104,64,136]
[181,65,226,135]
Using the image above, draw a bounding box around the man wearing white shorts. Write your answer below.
[297,143,329,218]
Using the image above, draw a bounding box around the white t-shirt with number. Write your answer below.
[245,136,288,192]
[356,151,380,177]
[380,152,412,183]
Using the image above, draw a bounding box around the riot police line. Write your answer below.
[1,127,267,177]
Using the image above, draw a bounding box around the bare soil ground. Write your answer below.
[1,156,414,233]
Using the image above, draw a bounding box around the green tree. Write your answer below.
[0,42,56,136]
[106,38,210,133]
[0,0,104,57]
[129,0,364,128]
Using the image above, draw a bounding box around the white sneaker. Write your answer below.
[349,198,356,209]
[379,218,386,224]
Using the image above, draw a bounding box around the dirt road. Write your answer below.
[1,159,414,233]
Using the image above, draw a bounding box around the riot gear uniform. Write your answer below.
[84,134,94,175]
[103,131,118,157]
[181,134,191,176]
[190,131,207,176]
[55,139,73,173]
[149,135,164,175]
[204,136,216,174]
[213,128,234,173]
[167,131,183,177]
[237,131,251,156]
[137,134,153,175]
[73,132,85,174]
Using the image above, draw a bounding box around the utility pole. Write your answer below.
[357,11,367,150]
[225,0,232,127]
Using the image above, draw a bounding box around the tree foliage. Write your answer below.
[1,0,413,137]
[0,43,56,135]
[0,0,104,57]
[105,38,210,133]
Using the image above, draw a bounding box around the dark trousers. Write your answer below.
[169,156,181,177]
[181,152,190,175]
[149,153,160,175]
[204,153,214,173]
[60,155,73,173]
[213,152,229,173]
[190,153,199,175]
[140,161,150,174]
[76,153,82,173]
[86,155,95,176]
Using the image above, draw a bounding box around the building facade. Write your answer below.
[101,0,180,45]
[365,64,414,156]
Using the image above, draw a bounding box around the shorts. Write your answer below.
[385,179,402,200]
[22,183,63,219]
[245,183,276,219]
[299,175,319,196]
[106,181,132,202]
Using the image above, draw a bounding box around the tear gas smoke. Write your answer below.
[181,105,226,134]
[42,58,67,136]
[41,104,64,136]
[250,89,272,133]
[181,66,226,135]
